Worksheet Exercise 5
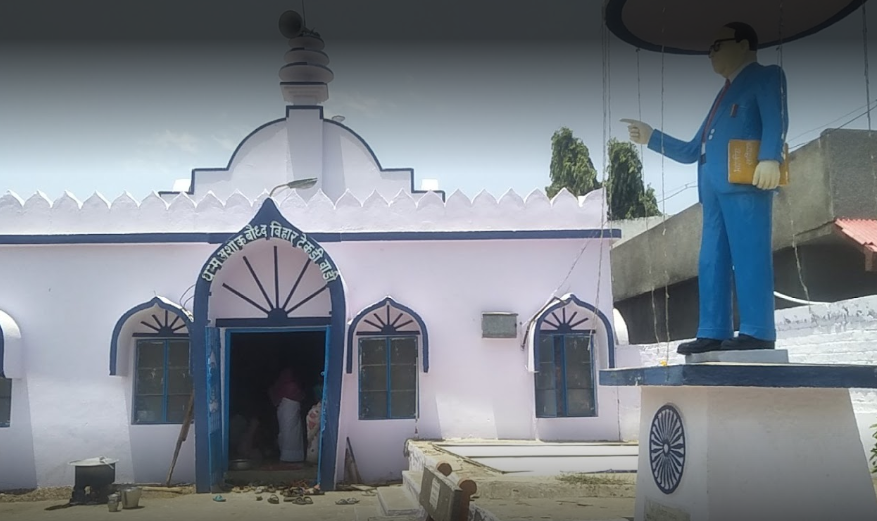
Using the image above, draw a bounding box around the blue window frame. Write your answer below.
[535,332,596,418]
[358,336,418,420]
[133,338,192,424]
[0,377,10,427]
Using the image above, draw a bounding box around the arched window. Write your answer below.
[347,297,428,420]
[110,297,193,425]
[533,295,613,419]
[0,309,21,428]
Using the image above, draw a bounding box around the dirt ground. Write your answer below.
[0,489,379,521]
[471,496,634,521]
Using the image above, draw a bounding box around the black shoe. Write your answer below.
[721,334,775,350]
[677,338,723,355]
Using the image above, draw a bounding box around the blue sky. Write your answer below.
[1,1,876,216]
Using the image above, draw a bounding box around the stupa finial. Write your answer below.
[278,10,334,105]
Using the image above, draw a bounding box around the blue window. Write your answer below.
[535,332,596,418]
[133,339,192,424]
[0,377,10,427]
[358,336,417,420]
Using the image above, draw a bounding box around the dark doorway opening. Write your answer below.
[227,330,326,483]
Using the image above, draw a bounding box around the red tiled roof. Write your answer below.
[835,218,877,254]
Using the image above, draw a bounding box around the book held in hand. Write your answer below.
[728,139,790,186]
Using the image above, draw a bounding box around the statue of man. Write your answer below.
[622,22,788,355]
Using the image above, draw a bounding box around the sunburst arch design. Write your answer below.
[109,296,193,376]
[346,297,429,373]
[539,305,592,333]
[135,309,189,337]
[532,294,618,368]
[220,245,329,321]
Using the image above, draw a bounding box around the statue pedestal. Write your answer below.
[600,363,877,521]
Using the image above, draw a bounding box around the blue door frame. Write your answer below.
[223,326,331,483]
[191,199,347,494]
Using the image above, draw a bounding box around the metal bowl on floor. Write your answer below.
[229,459,253,471]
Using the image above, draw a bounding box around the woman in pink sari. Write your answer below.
[268,368,306,462]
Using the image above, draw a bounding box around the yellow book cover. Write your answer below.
[728,140,790,186]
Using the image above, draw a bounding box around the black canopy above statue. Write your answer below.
[604,0,868,54]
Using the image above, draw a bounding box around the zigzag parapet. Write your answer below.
[0,188,612,235]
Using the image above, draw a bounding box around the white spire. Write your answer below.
[278,11,334,105]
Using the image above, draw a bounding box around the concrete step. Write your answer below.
[377,485,421,517]
[401,470,422,498]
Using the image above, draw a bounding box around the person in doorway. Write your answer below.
[268,368,306,462]
[305,382,323,464]
[229,396,265,462]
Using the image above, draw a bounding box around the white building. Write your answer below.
[0,18,622,493]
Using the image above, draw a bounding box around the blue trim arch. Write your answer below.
[0,320,5,379]
[346,297,429,374]
[109,296,194,376]
[534,295,616,370]
[190,198,346,493]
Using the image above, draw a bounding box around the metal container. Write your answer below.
[121,487,142,509]
[107,493,120,512]
[229,459,253,471]
[68,457,119,504]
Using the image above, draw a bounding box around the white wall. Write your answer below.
[0,244,211,488]
[0,186,618,489]
[332,237,617,483]
[616,295,877,469]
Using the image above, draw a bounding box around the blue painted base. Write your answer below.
[599,363,877,389]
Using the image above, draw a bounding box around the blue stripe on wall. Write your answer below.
[0,229,621,245]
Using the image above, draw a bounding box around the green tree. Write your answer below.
[546,127,601,198]
[606,138,661,220]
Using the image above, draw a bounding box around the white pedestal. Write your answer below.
[636,386,877,521]
[600,364,877,521]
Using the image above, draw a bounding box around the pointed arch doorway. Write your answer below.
[190,199,346,493]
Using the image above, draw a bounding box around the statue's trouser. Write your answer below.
[697,184,776,342]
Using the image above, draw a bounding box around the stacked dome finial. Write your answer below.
[278,10,334,105]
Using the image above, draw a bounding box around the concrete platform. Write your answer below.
[434,442,639,475]
[685,348,789,364]
[600,362,877,388]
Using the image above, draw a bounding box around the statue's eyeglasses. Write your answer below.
[709,38,737,53]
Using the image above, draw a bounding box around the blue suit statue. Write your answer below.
[622,22,788,355]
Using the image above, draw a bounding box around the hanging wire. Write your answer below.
[658,4,673,363]
[862,0,877,265]
[864,0,872,132]
[592,0,611,357]
[633,46,664,360]
[774,1,815,312]
[596,1,623,440]
[787,98,877,148]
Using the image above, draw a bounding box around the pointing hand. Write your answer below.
[621,119,653,145]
